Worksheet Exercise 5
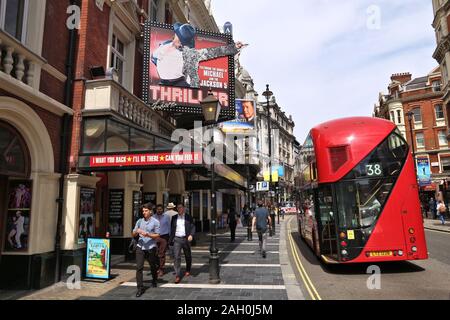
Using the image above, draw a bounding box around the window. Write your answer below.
[416,132,425,149]
[0,0,28,42]
[438,130,447,146]
[433,80,442,92]
[150,0,159,22]
[390,111,395,123]
[442,157,450,172]
[0,120,30,177]
[397,110,402,124]
[412,107,422,123]
[435,104,445,120]
[110,34,125,84]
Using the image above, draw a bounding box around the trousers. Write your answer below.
[173,237,192,277]
[136,247,158,289]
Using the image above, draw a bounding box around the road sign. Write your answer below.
[256,181,269,192]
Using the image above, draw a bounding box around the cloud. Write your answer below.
[212,0,437,142]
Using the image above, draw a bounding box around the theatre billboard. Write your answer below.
[143,21,237,127]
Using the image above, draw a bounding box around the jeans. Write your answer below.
[136,247,158,290]
[257,230,268,256]
[173,237,192,277]
[439,214,446,225]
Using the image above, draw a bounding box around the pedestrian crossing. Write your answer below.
[109,225,289,299]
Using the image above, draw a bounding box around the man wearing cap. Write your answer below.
[152,23,244,88]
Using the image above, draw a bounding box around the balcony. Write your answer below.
[84,79,176,134]
[0,29,45,90]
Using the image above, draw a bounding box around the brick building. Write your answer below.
[0,0,248,291]
[373,68,450,203]
[432,0,450,140]
[0,0,73,289]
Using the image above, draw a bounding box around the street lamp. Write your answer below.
[406,111,417,173]
[262,84,276,234]
[201,90,221,284]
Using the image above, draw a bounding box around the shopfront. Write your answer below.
[0,98,62,289]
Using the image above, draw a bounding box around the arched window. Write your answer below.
[0,121,30,178]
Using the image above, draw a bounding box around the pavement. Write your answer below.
[0,219,303,300]
[423,218,450,233]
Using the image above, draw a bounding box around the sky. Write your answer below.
[212,0,438,142]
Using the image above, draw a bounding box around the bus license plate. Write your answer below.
[369,251,393,257]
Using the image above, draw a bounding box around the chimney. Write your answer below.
[390,72,412,84]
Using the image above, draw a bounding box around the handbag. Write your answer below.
[128,219,142,254]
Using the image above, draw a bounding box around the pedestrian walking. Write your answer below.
[429,197,437,219]
[154,204,171,277]
[269,204,276,236]
[164,202,178,261]
[241,204,250,227]
[133,203,160,297]
[169,203,195,284]
[252,201,272,258]
[227,207,239,242]
[437,200,447,225]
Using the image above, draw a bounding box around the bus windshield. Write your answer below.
[335,130,408,230]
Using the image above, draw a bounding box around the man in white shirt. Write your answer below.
[169,204,195,284]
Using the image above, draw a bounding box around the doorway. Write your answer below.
[316,186,338,259]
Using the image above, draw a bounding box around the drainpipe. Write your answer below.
[54,0,79,283]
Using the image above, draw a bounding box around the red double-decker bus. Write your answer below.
[297,117,428,263]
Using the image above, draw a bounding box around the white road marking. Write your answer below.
[121,282,286,290]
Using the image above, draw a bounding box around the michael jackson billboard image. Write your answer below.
[143,21,242,118]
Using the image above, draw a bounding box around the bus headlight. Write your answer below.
[411,246,417,252]
[398,250,404,256]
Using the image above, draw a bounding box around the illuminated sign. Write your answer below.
[143,21,237,122]
[89,152,203,168]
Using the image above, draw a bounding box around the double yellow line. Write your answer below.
[287,219,322,300]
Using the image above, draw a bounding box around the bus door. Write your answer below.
[317,185,338,258]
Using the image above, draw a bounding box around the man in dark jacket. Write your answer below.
[227,207,238,242]
[169,203,196,284]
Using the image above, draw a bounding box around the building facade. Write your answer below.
[256,95,296,204]
[0,0,74,289]
[373,69,450,203]
[0,0,250,290]
[432,0,450,139]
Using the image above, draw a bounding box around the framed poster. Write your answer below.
[108,189,124,237]
[219,99,256,135]
[132,191,142,228]
[85,238,111,280]
[4,180,32,252]
[78,188,96,245]
[143,21,237,128]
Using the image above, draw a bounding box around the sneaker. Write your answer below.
[262,252,266,258]
[158,270,164,277]
[152,281,157,288]
[175,276,181,284]
[184,271,191,277]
